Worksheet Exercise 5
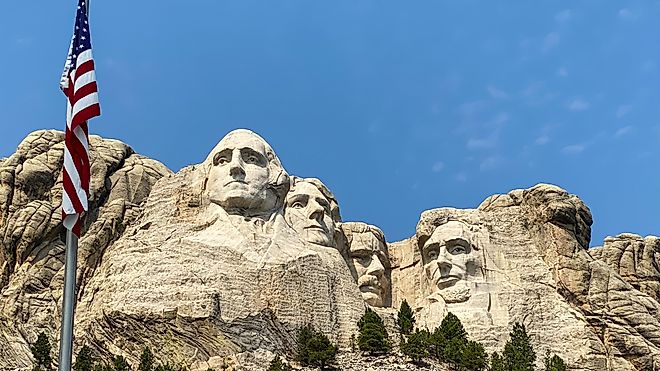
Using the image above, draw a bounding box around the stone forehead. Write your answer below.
[424,220,472,246]
[204,129,271,164]
[287,181,325,199]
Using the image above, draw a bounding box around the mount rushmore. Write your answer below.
[0,129,659,370]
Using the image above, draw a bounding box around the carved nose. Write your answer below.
[367,257,385,277]
[308,201,325,222]
[436,253,452,274]
[228,153,245,177]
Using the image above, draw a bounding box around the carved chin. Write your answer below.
[212,188,274,212]
[303,229,334,247]
[435,284,471,303]
[361,291,383,307]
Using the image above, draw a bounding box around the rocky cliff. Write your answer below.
[0,129,658,371]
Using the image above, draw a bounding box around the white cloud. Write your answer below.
[458,100,488,117]
[642,60,656,72]
[487,85,509,99]
[455,172,468,182]
[479,156,503,171]
[431,161,445,172]
[556,67,568,77]
[618,8,638,20]
[542,32,560,53]
[467,137,497,150]
[567,99,590,111]
[535,135,550,145]
[555,9,572,23]
[561,144,586,155]
[616,105,632,118]
[614,126,633,138]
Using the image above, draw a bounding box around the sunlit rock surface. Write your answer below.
[0,130,658,371]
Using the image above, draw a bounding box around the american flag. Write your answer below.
[60,0,100,237]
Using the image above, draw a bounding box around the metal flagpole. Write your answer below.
[58,230,78,371]
[58,0,90,368]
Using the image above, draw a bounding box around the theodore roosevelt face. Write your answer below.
[348,231,390,307]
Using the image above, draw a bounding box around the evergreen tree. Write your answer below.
[267,355,292,371]
[503,323,536,371]
[459,340,487,371]
[295,325,337,370]
[396,299,415,335]
[111,355,131,371]
[490,352,506,371]
[74,345,95,371]
[543,352,567,371]
[31,332,52,371]
[443,337,465,369]
[295,324,314,365]
[357,308,390,354]
[428,327,446,360]
[307,332,337,370]
[438,313,467,343]
[400,329,429,364]
[138,347,155,371]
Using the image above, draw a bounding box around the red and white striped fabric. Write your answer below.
[60,0,100,236]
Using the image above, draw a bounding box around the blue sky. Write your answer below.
[1,1,658,246]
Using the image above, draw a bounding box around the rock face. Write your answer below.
[0,130,171,369]
[0,129,659,371]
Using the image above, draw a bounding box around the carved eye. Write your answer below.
[291,201,305,209]
[245,155,259,164]
[213,152,230,166]
[426,248,439,260]
[448,244,467,255]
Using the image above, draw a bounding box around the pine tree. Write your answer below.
[459,340,487,371]
[74,345,95,371]
[138,347,155,371]
[438,313,467,343]
[543,352,567,371]
[31,332,52,371]
[295,324,314,365]
[428,327,446,360]
[397,299,415,335]
[443,337,465,369]
[503,323,536,371]
[357,308,390,354]
[490,352,506,371]
[400,329,429,364]
[267,355,292,371]
[111,355,131,371]
[307,332,337,370]
[295,325,337,370]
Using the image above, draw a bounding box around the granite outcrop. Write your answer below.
[0,129,658,371]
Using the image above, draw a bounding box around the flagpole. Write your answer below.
[58,229,78,371]
[58,0,91,367]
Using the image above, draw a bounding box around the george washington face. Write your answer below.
[206,129,286,214]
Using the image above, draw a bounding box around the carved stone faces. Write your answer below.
[342,222,391,307]
[284,177,340,247]
[421,220,480,303]
[205,129,289,215]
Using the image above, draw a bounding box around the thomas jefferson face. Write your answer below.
[207,131,274,212]
[348,232,390,307]
[422,221,479,301]
[285,181,336,247]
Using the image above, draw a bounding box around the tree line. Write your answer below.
[30,302,567,371]
[270,299,567,371]
[30,333,208,371]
